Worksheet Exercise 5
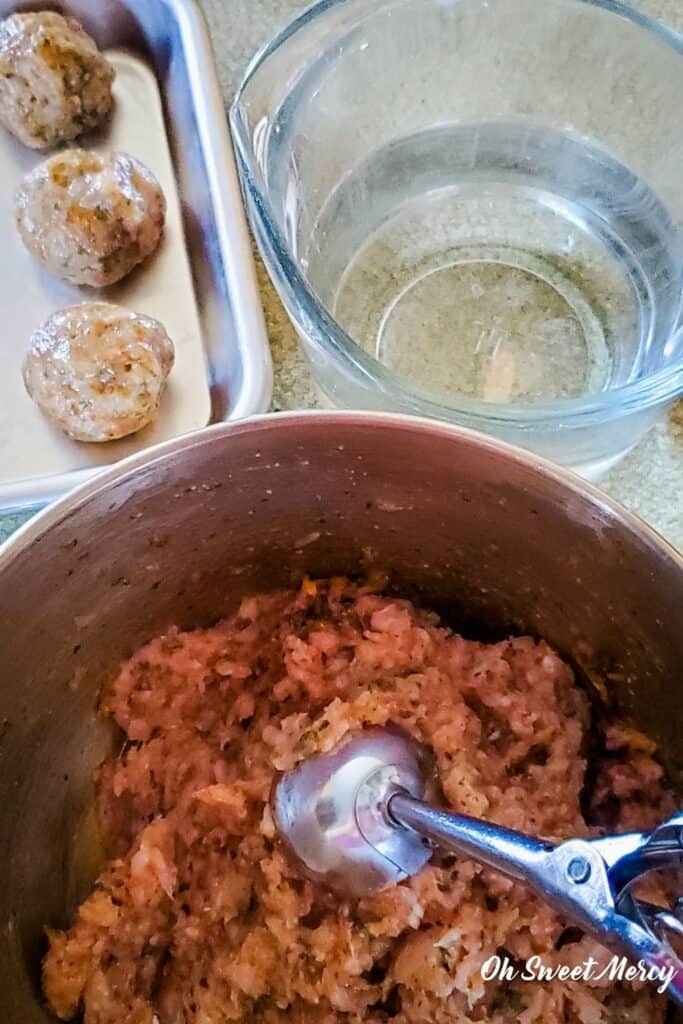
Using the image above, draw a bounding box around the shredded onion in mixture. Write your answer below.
[43,579,675,1023]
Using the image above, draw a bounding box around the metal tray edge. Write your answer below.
[175,0,273,420]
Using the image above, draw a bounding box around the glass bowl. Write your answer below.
[230,0,683,477]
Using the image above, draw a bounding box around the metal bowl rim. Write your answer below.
[2,411,681,577]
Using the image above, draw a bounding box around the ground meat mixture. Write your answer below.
[0,12,113,149]
[42,579,676,1023]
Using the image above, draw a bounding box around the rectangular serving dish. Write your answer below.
[0,0,272,511]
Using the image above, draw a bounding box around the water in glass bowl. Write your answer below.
[305,122,681,406]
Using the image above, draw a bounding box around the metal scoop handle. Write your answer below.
[274,727,683,1005]
[388,793,552,880]
[389,793,683,1005]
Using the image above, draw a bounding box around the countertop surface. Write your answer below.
[0,0,681,548]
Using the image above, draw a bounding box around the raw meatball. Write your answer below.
[23,302,175,442]
[16,149,166,286]
[0,11,113,149]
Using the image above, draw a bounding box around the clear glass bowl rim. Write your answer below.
[230,0,683,429]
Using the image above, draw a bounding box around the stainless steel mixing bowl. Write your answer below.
[0,411,681,1021]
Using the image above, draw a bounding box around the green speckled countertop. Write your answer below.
[0,0,681,548]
